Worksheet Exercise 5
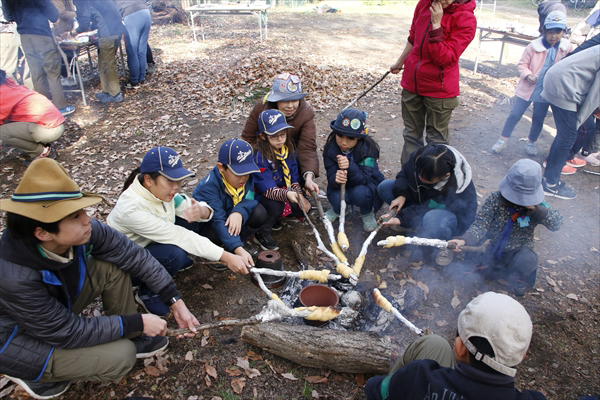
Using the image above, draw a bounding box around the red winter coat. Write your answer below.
[0,79,64,128]
[401,0,477,98]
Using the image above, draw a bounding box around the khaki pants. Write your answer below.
[390,334,456,374]
[400,89,459,165]
[0,32,19,82]
[19,34,67,109]
[0,122,64,157]
[98,35,121,97]
[41,258,139,383]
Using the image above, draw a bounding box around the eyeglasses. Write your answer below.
[268,132,287,140]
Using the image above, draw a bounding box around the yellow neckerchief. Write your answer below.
[219,170,245,206]
[274,145,292,188]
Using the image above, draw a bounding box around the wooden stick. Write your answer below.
[352,207,397,276]
[373,289,423,335]
[309,190,348,264]
[343,71,390,110]
[251,267,343,282]
[167,316,261,336]
[338,183,349,251]
[377,235,488,252]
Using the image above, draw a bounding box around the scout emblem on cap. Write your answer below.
[287,82,298,92]
[350,119,361,130]
[278,72,290,80]
[268,112,282,125]
[290,75,300,84]
[168,154,180,167]
[237,149,251,163]
[342,118,350,127]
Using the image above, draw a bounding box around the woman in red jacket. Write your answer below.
[390,0,477,165]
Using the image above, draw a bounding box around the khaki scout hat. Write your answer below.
[0,159,103,223]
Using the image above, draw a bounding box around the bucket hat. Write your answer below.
[266,73,307,103]
[257,110,293,136]
[458,292,533,377]
[498,159,544,207]
[330,108,368,138]
[140,146,195,181]
[218,139,260,176]
[544,10,567,30]
[0,159,103,223]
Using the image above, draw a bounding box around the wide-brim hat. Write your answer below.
[0,159,103,223]
[498,159,544,207]
[266,73,307,103]
[330,108,368,138]
[140,146,195,181]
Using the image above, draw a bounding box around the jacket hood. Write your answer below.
[439,145,472,194]
[446,0,477,13]
[0,230,70,272]
[531,37,571,53]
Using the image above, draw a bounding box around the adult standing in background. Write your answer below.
[114,0,152,89]
[390,0,477,165]
[1,0,74,116]
[72,0,127,103]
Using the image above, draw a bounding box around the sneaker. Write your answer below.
[272,219,283,231]
[135,292,170,316]
[491,138,507,154]
[131,334,169,359]
[146,63,156,75]
[435,248,454,266]
[566,158,586,168]
[59,105,75,116]
[99,92,124,103]
[361,211,377,232]
[95,92,109,99]
[126,82,140,89]
[542,161,577,175]
[253,231,279,251]
[525,141,537,156]
[580,152,600,167]
[243,241,259,259]
[509,277,530,296]
[61,76,77,86]
[4,376,71,399]
[139,80,145,85]
[542,179,577,200]
[325,208,339,222]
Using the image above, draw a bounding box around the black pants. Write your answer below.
[198,204,268,246]
[146,44,154,64]
[258,196,304,234]
[469,246,538,285]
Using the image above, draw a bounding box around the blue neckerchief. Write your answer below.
[487,207,523,263]
[531,39,560,102]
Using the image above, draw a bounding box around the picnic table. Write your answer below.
[473,27,538,73]
[185,3,269,43]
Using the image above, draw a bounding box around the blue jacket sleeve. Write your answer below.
[289,151,300,184]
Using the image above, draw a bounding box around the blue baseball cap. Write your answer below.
[544,11,567,30]
[218,139,259,176]
[266,73,307,103]
[140,146,195,181]
[330,108,368,139]
[257,110,293,136]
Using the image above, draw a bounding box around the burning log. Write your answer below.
[377,235,488,252]
[309,190,348,264]
[241,322,392,374]
[373,289,423,335]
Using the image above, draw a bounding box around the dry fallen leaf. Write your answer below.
[144,365,160,377]
[185,351,193,361]
[546,276,557,287]
[355,374,365,387]
[591,247,599,253]
[231,378,246,394]
[436,320,449,327]
[546,260,558,265]
[204,364,218,380]
[201,283,213,290]
[305,376,328,384]
[226,367,243,377]
[281,373,298,381]
[378,281,388,289]
[566,293,578,301]
[417,281,429,294]
[451,295,461,309]
[247,350,263,361]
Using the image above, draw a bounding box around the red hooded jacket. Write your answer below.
[401,0,477,98]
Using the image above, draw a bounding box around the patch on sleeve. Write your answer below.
[357,157,375,167]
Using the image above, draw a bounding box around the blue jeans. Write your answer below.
[327,184,376,215]
[500,97,550,141]
[123,9,151,84]
[569,115,596,160]
[377,179,396,204]
[544,105,580,184]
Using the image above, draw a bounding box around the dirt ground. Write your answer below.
[1,3,599,400]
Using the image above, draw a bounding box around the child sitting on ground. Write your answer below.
[491,11,573,158]
[323,108,384,232]
[252,109,311,251]
[449,159,563,296]
[192,139,268,266]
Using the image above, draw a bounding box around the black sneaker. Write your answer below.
[243,241,259,259]
[131,334,169,359]
[272,219,283,231]
[4,376,71,399]
[253,232,279,251]
[542,179,576,200]
[126,81,140,89]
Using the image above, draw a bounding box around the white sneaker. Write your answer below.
[581,152,600,167]
[491,139,507,154]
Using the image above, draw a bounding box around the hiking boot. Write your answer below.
[361,211,377,232]
[491,138,507,154]
[253,231,279,251]
[566,157,586,168]
[325,208,340,222]
[99,92,124,103]
[542,179,576,200]
[243,241,259,259]
[272,219,283,231]
[542,161,577,175]
[135,292,170,316]
[435,248,454,266]
[580,152,600,167]
[4,376,71,399]
[525,141,537,156]
[59,105,75,116]
[131,334,169,359]
[146,63,156,75]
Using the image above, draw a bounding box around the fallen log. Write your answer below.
[241,322,391,374]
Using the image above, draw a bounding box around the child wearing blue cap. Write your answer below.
[252,109,311,251]
[108,146,252,316]
[323,108,384,232]
[192,139,268,265]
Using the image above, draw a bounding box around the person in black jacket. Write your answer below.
[0,159,199,399]
[365,292,546,400]
[377,143,477,266]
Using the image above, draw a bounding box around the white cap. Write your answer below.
[458,292,532,377]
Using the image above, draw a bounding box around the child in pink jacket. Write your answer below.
[491,11,572,157]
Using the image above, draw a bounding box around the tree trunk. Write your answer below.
[241,322,391,374]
